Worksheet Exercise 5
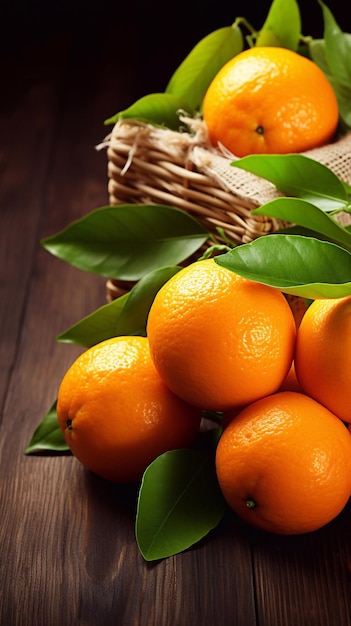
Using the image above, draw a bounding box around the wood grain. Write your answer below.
[1,11,351,626]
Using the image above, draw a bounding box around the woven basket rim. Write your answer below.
[102,117,351,300]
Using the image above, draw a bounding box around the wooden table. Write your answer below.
[2,12,351,626]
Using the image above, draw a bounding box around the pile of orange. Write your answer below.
[55,31,346,540]
[56,258,351,537]
[216,292,351,535]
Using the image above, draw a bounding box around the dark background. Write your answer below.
[1,1,351,95]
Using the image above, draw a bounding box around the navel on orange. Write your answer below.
[202,46,339,157]
[215,391,351,535]
[146,259,296,411]
[56,336,202,483]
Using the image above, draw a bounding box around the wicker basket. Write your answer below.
[101,116,351,301]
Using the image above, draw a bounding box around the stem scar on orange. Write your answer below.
[215,391,351,535]
[202,46,339,157]
[56,336,202,483]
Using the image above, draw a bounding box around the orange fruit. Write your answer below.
[146,259,296,411]
[295,296,351,423]
[202,46,339,157]
[215,391,351,535]
[56,336,202,483]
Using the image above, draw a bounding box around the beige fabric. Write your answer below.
[101,117,351,242]
[103,116,351,205]
[188,118,351,206]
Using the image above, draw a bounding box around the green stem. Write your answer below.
[198,245,232,261]
[233,16,257,38]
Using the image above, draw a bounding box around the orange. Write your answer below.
[146,258,296,411]
[202,46,339,157]
[56,336,202,483]
[295,296,351,423]
[215,391,351,535]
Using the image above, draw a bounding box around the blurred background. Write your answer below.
[1,0,350,98]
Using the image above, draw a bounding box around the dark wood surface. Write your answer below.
[2,6,351,625]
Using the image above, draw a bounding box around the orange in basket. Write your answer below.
[203,46,339,157]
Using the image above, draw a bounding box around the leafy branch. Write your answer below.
[216,154,351,298]
[103,0,351,135]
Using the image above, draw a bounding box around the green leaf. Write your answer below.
[215,234,351,299]
[253,197,351,251]
[308,38,330,76]
[319,1,351,88]
[136,430,226,561]
[232,154,349,211]
[25,402,69,455]
[309,4,351,130]
[274,222,343,242]
[114,266,181,336]
[330,77,351,131]
[104,26,243,128]
[166,25,243,112]
[255,0,301,50]
[57,292,129,347]
[41,204,209,281]
[57,266,181,347]
[104,93,190,129]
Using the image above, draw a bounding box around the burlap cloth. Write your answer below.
[102,116,351,227]
[189,121,351,204]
